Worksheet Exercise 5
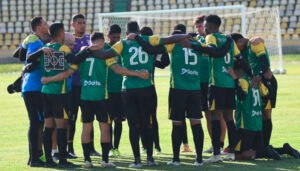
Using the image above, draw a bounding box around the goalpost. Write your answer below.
[98,5,285,73]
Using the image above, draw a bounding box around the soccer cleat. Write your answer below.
[193,161,203,166]
[84,160,93,168]
[167,160,181,166]
[204,155,223,163]
[90,150,101,157]
[67,152,78,159]
[147,157,158,166]
[266,145,281,160]
[52,152,60,161]
[109,150,114,157]
[181,144,192,153]
[203,146,214,153]
[39,153,46,162]
[221,147,229,155]
[101,161,116,168]
[223,153,235,161]
[283,143,300,159]
[128,162,142,168]
[44,160,57,168]
[58,160,77,168]
[29,159,45,167]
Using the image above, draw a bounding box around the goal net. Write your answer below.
[98,5,284,71]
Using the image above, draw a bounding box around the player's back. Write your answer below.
[116,36,154,89]
[235,76,263,131]
[168,42,202,90]
[41,43,70,94]
[206,33,235,88]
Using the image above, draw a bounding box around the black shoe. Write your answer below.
[29,159,45,167]
[44,160,57,168]
[52,152,60,161]
[90,150,101,157]
[266,145,281,160]
[58,160,77,168]
[283,143,300,159]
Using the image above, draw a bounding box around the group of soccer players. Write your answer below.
[13,12,300,169]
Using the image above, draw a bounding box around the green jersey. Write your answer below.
[235,76,268,131]
[165,42,202,90]
[206,33,240,88]
[41,43,75,94]
[246,41,271,76]
[75,55,116,101]
[197,35,210,83]
[105,43,123,93]
[112,36,159,89]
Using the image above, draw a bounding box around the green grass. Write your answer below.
[0,55,300,171]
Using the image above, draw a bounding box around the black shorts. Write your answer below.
[209,86,236,110]
[168,88,202,121]
[235,129,264,154]
[23,91,44,123]
[108,92,125,121]
[122,86,156,125]
[80,100,110,123]
[261,76,277,109]
[200,83,209,111]
[42,93,68,119]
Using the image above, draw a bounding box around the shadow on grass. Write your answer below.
[46,152,300,171]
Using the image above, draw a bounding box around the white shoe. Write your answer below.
[101,161,116,168]
[128,162,142,168]
[204,155,223,163]
[167,160,181,166]
[203,146,214,153]
[223,153,235,161]
[193,161,203,166]
[84,161,93,168]
[109,150,113,157]
[147,160,158,166]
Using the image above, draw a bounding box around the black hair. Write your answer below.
[194,15,206,24]
[72,14,85,22]
[140,26,153,36]
[126,21,139,33]
[108,24,121,35]
[90,32,104,42]
[31,17,43,32]
[231,33,245,42]
[49,23,64,38]
[174,24,186,34]
[205,15,222,27]
[172,30,183,35]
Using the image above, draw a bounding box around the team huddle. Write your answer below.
[10,13,300,168]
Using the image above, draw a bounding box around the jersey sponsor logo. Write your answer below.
[181,68,199,76]
[44,52,65,71]
[222,66,228,73]
[83,80,102,87]
[251,110,262,117]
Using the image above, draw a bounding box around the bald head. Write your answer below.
[64,32,75,49]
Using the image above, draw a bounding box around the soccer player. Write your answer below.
[41,31,149,168]
[193,15,227,154]
[171,24,193,153]
[90,21,191,167]
[68,14,100,157]
[139,26,169,154]
[105,24,125,157]
[203,15,240,162]
[231,33,278,148]
[233,62,300,160]
[129,24,232,166]
[26,23,85,168]
[20,16,50,167]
